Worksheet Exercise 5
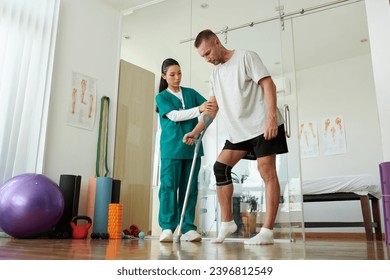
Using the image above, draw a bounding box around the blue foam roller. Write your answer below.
[93,176,113,233]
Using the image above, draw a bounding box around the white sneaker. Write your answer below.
[159,229,173,242]
[180,230,202,242]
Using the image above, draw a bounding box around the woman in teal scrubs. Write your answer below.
[156,58,213,242]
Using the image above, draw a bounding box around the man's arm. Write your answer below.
[183,96,218,145]
[259,76,278,140]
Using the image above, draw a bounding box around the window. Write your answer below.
[0,0,60,183]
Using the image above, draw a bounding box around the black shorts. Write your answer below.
[222,124,289,160]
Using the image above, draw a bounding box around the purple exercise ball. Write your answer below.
[0,173,64,238]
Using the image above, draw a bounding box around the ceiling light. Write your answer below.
[123,0,167,16]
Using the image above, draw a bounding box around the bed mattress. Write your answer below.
[302,174,382,199]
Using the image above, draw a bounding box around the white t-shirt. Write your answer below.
[209,49,284,143]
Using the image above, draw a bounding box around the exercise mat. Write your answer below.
[93,176,113,234]
[111,179,121,203]
[86,177,97,236]
[53,174,81,238]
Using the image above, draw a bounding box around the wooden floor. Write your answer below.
[0,236,389,260]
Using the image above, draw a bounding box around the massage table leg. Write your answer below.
[371,198,383,241]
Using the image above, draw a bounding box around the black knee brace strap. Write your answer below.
[213,161,233,186]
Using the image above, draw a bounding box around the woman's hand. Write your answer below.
[199,101,217,113]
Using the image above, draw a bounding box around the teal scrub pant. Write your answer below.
[158,157,201,234]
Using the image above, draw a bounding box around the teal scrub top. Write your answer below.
[156,87,207,160]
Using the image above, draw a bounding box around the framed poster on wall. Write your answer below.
[322,115,347,156]
[299,120,319,159]
[66,71,97,130]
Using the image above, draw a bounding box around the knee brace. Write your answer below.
[213,161,233,186]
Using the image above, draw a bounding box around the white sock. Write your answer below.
[210,220,237,244]
[244,227,274,245]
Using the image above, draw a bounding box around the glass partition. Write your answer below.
[120,0,376,246]
[279,0,379,239]
[188,0,304,242]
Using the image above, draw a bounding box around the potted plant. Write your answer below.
[240,192,258,213]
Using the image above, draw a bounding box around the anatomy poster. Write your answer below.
[299,121,319,158]
[322,115,347,155]
[67,71,97,130]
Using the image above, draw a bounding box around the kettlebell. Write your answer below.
[70,215,92,239]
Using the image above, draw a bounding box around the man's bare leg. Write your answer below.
[245,154,280,245]
[210,149,246,243]
[217,184,234,222]
[210,184,237,243]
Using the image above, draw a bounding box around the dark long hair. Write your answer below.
[156,58,180,113]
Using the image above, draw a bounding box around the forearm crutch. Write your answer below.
[175,114,213,242]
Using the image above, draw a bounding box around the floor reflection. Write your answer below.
[0,236,388,260]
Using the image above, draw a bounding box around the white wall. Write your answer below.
[120,0,192,91]
[298,55,383,231]
[365,0,390,162]
[298,54,382,179]
[43,0,121,215]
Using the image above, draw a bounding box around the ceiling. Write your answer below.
[99,0,371,91]
[100,0,167,12]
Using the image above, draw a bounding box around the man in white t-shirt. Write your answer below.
[183,29,288,245]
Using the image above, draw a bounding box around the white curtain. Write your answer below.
[0,0,59,183]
